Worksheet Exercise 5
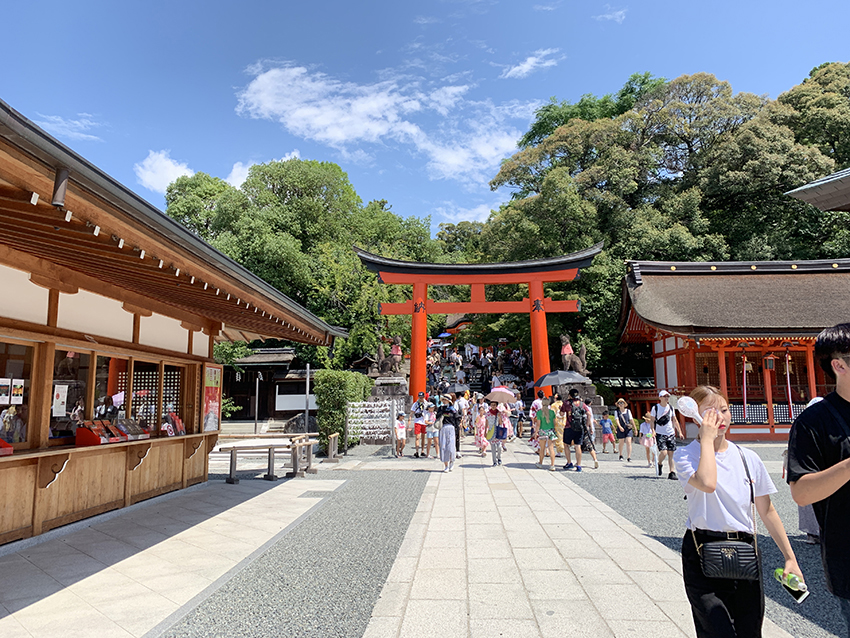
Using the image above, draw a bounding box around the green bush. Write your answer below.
[314,370,373,453]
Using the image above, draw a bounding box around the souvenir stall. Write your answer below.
[0,99,345,545]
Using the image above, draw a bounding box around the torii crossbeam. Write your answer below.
[355,243,603,398]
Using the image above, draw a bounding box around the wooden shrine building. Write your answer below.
[0,99,346,545]
[618,258,850,440]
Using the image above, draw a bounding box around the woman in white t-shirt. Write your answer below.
[674,385,802,638]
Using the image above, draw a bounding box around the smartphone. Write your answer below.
[780,581,810,604]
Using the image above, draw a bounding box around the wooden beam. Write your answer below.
[30,273,79,296]
[123,302,153,318]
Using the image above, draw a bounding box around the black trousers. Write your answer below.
[681,531,764,638]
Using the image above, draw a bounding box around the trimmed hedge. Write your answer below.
[314,369,373,453]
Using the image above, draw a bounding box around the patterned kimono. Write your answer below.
[474,409,490,453]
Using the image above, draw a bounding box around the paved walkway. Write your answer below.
[355,443,792,638]
[0,438,797,638]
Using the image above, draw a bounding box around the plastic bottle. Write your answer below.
[774,568,807,592]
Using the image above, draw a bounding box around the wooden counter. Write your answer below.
[0,432,218,545]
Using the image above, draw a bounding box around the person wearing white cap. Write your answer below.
[651,390,683,480]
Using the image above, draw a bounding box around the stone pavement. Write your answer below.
[0,437,797,638]
[352,441,793,638]
[0,477,345,637]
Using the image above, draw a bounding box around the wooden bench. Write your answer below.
[219,436,318,483]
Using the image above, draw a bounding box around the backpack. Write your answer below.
[570,404,587,431]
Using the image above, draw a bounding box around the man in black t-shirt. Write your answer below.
[787,323,850,633]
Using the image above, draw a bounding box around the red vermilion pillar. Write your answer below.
[805,345,817,402]
[410,282,428,399]
[528,279,551,395]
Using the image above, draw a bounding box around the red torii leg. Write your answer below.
[410,282,428,398]
[528,279,551,396]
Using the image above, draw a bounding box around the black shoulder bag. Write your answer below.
[691,445,760,581]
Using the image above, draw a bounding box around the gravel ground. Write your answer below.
[563,443,845,638]
[160,455,428,638]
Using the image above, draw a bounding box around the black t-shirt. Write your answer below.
[786,391,850,598]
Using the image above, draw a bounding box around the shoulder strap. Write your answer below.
[735,444,758,553]
[821,398,850,439]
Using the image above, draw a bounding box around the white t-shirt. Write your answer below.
[652,404,675,437]
[455,397,469,414]
[456,369,466,382]
[410,400,428,425]
[529,398,543,420]
[492,375,501,387]
[674,441,776,533]
[639,420,652,436]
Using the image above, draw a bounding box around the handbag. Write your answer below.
[691,445,760,581]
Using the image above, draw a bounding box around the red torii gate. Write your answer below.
[354,243,603,398]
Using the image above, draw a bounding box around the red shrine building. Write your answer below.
[618,166,850,441]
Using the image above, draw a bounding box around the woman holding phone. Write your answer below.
[674,385,802,637]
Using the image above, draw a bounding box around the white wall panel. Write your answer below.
[192,333,209,358]
[0,265,49,324]
[665,337,676,352]
[655,357,666,389]
[666,355,678,388]
[139,313,188,353]
[654,339,664,354]
[58,289,132,341]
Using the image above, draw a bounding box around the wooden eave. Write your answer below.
[0,103,346,346]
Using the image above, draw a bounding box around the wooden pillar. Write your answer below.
[717,348,728,398]
[805,345,818,400]
[30,341,56,449]
[528,279,550,395]
[410,282,428,399]
[764,365,775,432]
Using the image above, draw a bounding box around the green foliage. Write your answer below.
[165,173,235,241]
[213,341,253,368]
[779,61,850,170]
[519,73,667,148]
[313,369,373,452]
[594,383,617,408]
[221,395,240,418]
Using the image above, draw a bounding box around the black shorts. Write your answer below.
[616,428,633,440]
[657,433,676,452]
[564,429,583,446]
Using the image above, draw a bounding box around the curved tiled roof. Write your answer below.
[621,258,850,338]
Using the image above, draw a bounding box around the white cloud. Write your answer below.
[593,4,627,23]
[225,150,301,187]
[499,48,562,79]
[134,150,194,195]
[35,113,103,141]
[236,62,535,186]
[413,15,438,24]
[434,201,496,224]
[533,3,559,10]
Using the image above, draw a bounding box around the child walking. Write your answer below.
[639,412,655,467]
[487,401,509,466]
[600,410,615,453]
[394,412,407,458]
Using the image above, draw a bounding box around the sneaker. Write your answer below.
[498,460,502,466]
[457,453,463,459]
[548,465,556,471]
[594,460,599,469]
[493,462,498,467]
[563,462,575,470]
[619,455,624,461]
[575,466,582,472]
[668,471,677,480]
[627,458,631,462]
[536,462,544,469]
[443,467,450,473]
[658,463,663,476]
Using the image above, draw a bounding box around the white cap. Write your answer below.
[658,390,670,397]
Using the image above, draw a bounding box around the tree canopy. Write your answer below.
[165,62,850,377]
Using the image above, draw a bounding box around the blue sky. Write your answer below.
[2,1,849,234]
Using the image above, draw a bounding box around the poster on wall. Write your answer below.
[0,378,10,405]
[11,380,24,405]
[52,385,68,417]
[202,364,223,432]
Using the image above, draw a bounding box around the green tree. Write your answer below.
[165,173,235,241]
[779,61,850,170]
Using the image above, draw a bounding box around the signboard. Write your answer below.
[202,364,223,432]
